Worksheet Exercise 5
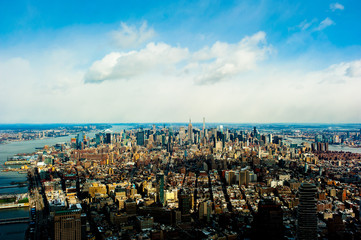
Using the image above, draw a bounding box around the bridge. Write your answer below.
[0,217,30,225]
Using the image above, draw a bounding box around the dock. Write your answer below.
[0,217,30,225]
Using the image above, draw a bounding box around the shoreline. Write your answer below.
[0,202,29,210]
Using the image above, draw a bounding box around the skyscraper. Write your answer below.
[105,132,112,144]
[76,132,84,149]
[188,119,193,144]
[269,133,273,144]
[202,117,206,143]
[157,173,164,206]
[136,130,145,146]
[297,182,317,240]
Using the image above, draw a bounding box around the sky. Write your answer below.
[0,0,361,123]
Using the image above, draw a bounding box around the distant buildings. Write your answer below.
[21,122,361,239]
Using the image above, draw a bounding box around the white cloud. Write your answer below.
[297,19,317,31]
[330,3,344,11]
[311,59,361,85]
[345,60,361,78]
[85,31,271,85]
[111,21,155,49]
[84,42,189,83]
[2,53,361,123]
[315,17,335,31]
[191,31,271,85]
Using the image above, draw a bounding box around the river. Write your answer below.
[286,138,361,154]
[0,134,81,239]
[0,125,131,239]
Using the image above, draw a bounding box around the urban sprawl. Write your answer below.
[4,121,361,240]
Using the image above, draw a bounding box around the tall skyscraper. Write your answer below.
[157,173,164,206]
[136,130,145,146]
[202,117,206,143]
[188,118,193,144]
[269,133,273,144]
[76,132,84,149]
[297,182,317,240]
[105,132,112,144]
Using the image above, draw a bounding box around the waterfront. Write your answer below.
[328,144,361,154]
[0,134,78,239]
[0,126,127,239]
[286,138,361,154]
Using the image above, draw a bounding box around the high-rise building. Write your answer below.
[202,117,206,142]
[227,170,235,185]
[297,182,317,240]
[76,132,84,149]
[157,173,164,206]
[179,127,185,141]
[188,119,193,143]
[136,130,145,146]
[317,142,323,152]
[269,133,273,144]
[54,208,81,240]
[105,132,112,144]
[178,190,192,215]
[239,169,249,186]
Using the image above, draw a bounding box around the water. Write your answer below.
[0,222,29,240]
[328,145,361,154]
[0,125,129,239]
[286,138,361,154]
[0,134,78,240]
[0,135,78,190]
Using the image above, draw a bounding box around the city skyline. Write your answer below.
[1,1,361,123]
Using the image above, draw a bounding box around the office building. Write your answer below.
[54,208,81,240]
[136,130,145,146]
[104,132,112,144]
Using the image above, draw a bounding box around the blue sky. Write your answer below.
[1,0,361,123]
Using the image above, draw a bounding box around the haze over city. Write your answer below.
[1,0,361,123]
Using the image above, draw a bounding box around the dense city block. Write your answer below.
[12,122,361,239]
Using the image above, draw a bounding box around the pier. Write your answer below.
[0,217,29,225]
[0,184,27,189]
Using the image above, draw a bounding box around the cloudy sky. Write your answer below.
[1,0,361,123]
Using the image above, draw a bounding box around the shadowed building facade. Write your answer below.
[54,208,81,240]
[297,182,317,240]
